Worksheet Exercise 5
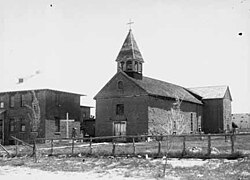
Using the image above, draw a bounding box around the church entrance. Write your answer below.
[113,121,126,137]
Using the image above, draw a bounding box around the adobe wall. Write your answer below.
[147,96,202,135]
[95,95,148,137]
[45,119,81,139]
[0,90,47,144]
[232,113,250,131]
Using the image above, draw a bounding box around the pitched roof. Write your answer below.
[188,86,230,100]
[0,73,85,96]
[127,73,202,104]
[115,29,144,63]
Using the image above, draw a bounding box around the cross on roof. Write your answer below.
[127,19,134,30]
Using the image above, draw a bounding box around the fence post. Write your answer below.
[158,141,161,155]
[50,139,53,155]
[132,138,136,155]
[89,138,92,154]
[15,140,18,156]
[112,139,116,156]
[230,134,234,154]
[207,135,211,156]
[72,138,75,155]
[182,136,186,156]
[33,140,37,163]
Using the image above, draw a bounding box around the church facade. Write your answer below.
[94,29,232,137]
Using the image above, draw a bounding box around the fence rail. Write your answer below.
[9,133,250,158]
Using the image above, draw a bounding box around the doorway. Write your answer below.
[113,121,126,136]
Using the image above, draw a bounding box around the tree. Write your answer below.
[25,90,41,134]
[148,95,188,136]
[148,95,188,177]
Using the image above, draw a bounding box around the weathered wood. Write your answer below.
[11,136,33,148]
[26,133,250,143]
[89,138,92,154]
[158,141,161,155]
[112,140,116,156]
[231,135,235,154]
[72,138,75,154]
[207,135,211,155]
[50,139,53,155]
[132,138,136,155]
[0,144,10,156]
[15,140,18,156]
[33,140,37,163]
[182,136,186,156]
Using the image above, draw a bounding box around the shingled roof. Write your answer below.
[188,86,230,100]
[115,29,144,63]
[128,74,202,104]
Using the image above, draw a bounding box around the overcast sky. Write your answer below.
[0,0,249,115]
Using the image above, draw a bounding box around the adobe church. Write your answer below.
[94,28,232,137]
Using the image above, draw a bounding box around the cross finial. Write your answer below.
[127,19,134,30]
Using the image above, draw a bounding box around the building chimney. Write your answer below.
[18,78,24,84]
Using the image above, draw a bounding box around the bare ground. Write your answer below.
[0,155,250,180]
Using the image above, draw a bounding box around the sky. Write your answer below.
[0,0,249,115]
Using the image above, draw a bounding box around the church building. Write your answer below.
[94,28,232,137]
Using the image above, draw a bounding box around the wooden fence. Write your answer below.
[9,133,250,158]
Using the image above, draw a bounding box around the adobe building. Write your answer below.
[232,113,250,131]
[0,89,86,145]
[81,105,95,137]
[94,28,232,137]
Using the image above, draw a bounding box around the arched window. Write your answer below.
[120,62,125,70]
[134,61,138,71]
[138,63,142,73]
[126,61,132,71]
[117,81,123,90]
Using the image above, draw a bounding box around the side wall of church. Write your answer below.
[147,96,203,135]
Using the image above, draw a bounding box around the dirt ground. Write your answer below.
[0,156,250,180]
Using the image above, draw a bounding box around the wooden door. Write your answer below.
[114,121,126,136]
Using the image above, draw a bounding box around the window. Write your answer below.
[20,94,25,107]
[119,62,125,71]
[20,118,26,132]
[0,102,4,108]
[190,113,193,132]
[55,117,60,132]
[9,119,15,132]
[116,104,124,115]
[117,81,123,90]
[126,61,132,71]
[10,95,15,107]
[82,112,87,119]
[138,63,142,73]
[134,61,138,71]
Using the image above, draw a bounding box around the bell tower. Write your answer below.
[115,24,144,80]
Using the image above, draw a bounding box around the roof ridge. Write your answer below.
[188,85,228,89]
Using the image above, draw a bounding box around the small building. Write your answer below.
[188,86,232,133]
[0,89,84,145]
[80,106,95,137]
[94,29,232,137]
[232,113,250,131]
